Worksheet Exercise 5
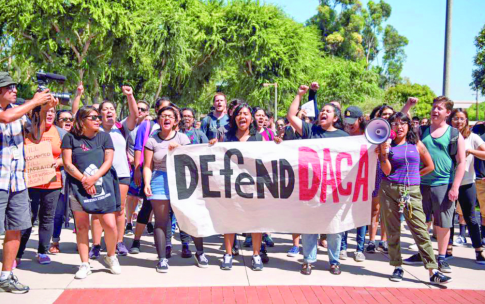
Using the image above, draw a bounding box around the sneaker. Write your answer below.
[287,246,300,257]
[453,236,467,247]
[301,263,312,275]
[156,258,169,273]
[339,250,348,260]
[252,255,263,271]
[49,242,60,254]
[37,253,51,264]
[389,267,404,282]
[166,245,172,259]
[243,236,252,247]
[125,223,134,236]
[129,240,141,254]
[195,253,209,268]
[104,255,122,275]
[438,259,452,273]
[147,222,154,235]
[366,241,376,253]
[263,233,275,247]
[261,244,269,264]
[429,271,452,285]
[74,263,92,279]
[0,274,29,294]
[220,254,233,270]
[403,254,423,265]
[116,242,129,256]
[378,241,389,253]
[181,244,192,258]
[476,251,485,265]
[89,245,101,260]
[354,251,366,262]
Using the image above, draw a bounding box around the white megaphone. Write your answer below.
[365,118,392,145]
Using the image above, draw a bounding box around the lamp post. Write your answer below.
[263,82,278,120]
[443,0,453,96]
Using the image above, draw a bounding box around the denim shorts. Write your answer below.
[0,189,31,231]
[148,171,170,200]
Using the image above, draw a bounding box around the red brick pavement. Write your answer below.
[53,286,485,304]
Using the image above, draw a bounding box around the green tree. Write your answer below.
[472,24,485,95]
[381,25,408,87]
[384,81,436,118]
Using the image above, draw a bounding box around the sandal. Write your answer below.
[49,243,60,254]
[300,263,312,275]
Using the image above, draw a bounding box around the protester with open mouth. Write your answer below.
[287,83,348,276]
[143,106,191,273]
[378,111,452,284]
[89,86,138,258]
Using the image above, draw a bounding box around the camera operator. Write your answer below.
[0,72,58,293]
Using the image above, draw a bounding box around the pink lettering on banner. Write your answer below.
[353,145,369,202]
[320,148,338,203]
[298,147,321,201]
[336,152,353,196]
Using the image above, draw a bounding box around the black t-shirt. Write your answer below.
[301,121,349,139]
[61,131,114,153]
[473,124,485,178]
[223,132,262,142]
[283,126,301,141]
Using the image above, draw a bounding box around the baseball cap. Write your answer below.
[343,106,363,124]
[0,72,16,88]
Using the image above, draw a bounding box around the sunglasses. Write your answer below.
[5,84,16,91]
[86,115,102,121]
[59,118,74,122]
[138,107,148,112]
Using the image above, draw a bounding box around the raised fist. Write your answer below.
[76,82,84,96]
[297,85,309,96]
[122,86,133,96]
[407,97,418,106]
[310,82,320,91]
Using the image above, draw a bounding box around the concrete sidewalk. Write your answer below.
[1,222,484,304]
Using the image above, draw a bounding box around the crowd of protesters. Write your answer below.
[2,71,485,294]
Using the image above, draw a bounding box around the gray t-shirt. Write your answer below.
[145,131,190,171]
[100,120,131,178]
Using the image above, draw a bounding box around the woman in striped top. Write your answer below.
[378,112,451,285]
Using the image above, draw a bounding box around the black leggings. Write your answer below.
[150,200,204,259]
[456,183,482,248]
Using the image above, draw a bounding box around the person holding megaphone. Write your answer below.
[377,111,451,285]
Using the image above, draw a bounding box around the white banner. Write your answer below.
[167,135,376,237]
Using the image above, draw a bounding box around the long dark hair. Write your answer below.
[55,109,72,124]
[72,106,99,137]
[377,104,394,119]
[448,108,471,139]
[388,112,418,145]
[227,103,257,137]
[252,107,268,130]
[320,103,344,130]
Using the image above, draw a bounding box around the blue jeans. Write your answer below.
[302,233,342,265]
[341,226,366,252]
[52,193,67,242]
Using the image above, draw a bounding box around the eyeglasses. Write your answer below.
[138,107,148,112]
[86,115,102,121]
[159,115,175,120]
[451,117,466,122]
[59,118,74,122]
[391,122,407,127]
[6,84,16,91]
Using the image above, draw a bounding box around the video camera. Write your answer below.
[36,72,71,106]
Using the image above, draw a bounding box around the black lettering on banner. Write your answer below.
[219,149,244,198]
[279,159,295,199]
[200,155,221,198]
[235,173,254,199]
[174,155,198,200]
[256,159,279,198]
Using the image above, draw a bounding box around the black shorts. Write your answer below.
[119,177,130,186]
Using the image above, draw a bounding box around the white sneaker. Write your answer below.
[75,263,92,279]
[104,255,122,275]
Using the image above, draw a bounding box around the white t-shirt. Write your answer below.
[100,120,131,178]
[462,133,485,185]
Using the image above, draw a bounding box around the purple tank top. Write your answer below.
[383,143,421,186]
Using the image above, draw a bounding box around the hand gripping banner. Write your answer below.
[167,135,377,237]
